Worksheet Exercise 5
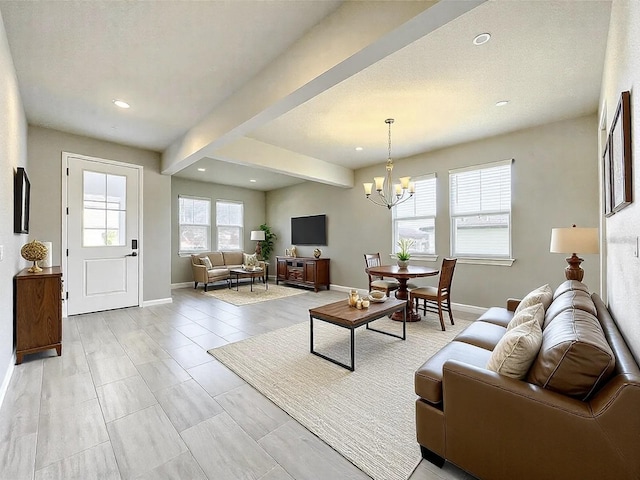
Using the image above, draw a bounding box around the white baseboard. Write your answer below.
[450,302,486,315]
[142,297,173,308]
[0,352,16,411]
[171,282,193,289]
[329,284,353,293]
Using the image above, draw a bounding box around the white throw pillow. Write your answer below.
[515,284,553,314]
[486,318,543,379]
[243,253,258,267]
[507,303,544,331]
[199,256,213,270]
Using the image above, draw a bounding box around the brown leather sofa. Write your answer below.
[415,280,640,480]
[191,251,266,291]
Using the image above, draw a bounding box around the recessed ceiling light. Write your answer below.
[495,100,510,107]
[473,33,491,46]
[197,168,206,172]
[112,99,130,109]
[250,179,257,183]
[355,147,363,151]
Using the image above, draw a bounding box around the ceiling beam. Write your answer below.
[162,0,486,184]
[213,137,354,188]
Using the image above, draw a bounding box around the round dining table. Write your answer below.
[365,264,439,321]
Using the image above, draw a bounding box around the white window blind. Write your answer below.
[216,200,244,251]
[392,174,437,255]
[449,160,512,258]
[179,196,211,253]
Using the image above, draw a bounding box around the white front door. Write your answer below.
[65,155,141,315]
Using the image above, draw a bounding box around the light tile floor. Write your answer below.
[0,285,478,480]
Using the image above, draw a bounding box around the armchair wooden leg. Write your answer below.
[204,284,208,292]
[194,282,198,289]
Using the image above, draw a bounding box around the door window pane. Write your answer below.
[83,171,126,246]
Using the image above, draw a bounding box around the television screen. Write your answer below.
[291,214,327,246]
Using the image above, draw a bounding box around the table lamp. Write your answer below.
[550,225,599,281]
[250,230,265,257]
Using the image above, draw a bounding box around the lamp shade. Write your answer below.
[250,230,265,241]
[550,227,599,254]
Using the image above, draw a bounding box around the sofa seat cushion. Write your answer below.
[454,321,507,351]
[527,309,616,400]
[476,307,514,328]
[553,280,589,299]
[207,268,229,280]
[415,341,492,404]
[544,290,597,329]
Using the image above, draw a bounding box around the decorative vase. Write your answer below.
[313,248,322,259]
[397,259,409,269]
[21,240,48,273]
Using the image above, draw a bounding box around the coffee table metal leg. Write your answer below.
[309,315,355,371]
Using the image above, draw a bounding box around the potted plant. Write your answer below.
[396,238,415,268]
[258,224,277,262]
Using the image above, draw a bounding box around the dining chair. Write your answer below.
[364,253,399,297]
[410,258,457,330]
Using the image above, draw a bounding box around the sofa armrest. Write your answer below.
[192,263,208,283]
[506,298,521,312]
[440,360,629,480]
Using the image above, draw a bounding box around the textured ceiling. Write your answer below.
[0,1,612,191]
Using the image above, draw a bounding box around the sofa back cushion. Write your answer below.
[208,251,225,266]
[527,308,615,400]
[222,251,243,266]
[553,280,590,300]
[544,290,597,329]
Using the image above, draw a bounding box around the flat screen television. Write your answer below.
[291,214,327,246]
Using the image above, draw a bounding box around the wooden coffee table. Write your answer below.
[308,298,406,371]
[229,268,266,292]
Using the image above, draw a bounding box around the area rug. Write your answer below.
[209,314,471,480]
[201,283,306,306]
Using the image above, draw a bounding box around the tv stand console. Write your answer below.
[276,256,330,292]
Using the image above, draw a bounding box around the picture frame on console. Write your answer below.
[14,167,30,234]
[609,90,632,214]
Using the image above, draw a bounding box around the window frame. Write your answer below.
[215,199,244,251]
[392,173,437,260]
[178,195,211,255]
[449,159,514,265]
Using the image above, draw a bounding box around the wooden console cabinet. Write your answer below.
[14,266,63,364]
[276,256,330,292]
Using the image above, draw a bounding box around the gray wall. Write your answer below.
[267,114,600,308]
[599,0,640,359]
[171,176,266,284]
[0,12,28,395]
[27,126,171,303]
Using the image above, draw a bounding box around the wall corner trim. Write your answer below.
[142,298,173,308]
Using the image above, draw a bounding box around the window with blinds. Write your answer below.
[449,160,512,258]
[392,174,437,255]
[216,200,244,251]
[179,195,211,253]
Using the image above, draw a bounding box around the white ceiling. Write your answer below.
[0,1,612,191]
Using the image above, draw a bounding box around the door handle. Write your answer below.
[125,252,138,257]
